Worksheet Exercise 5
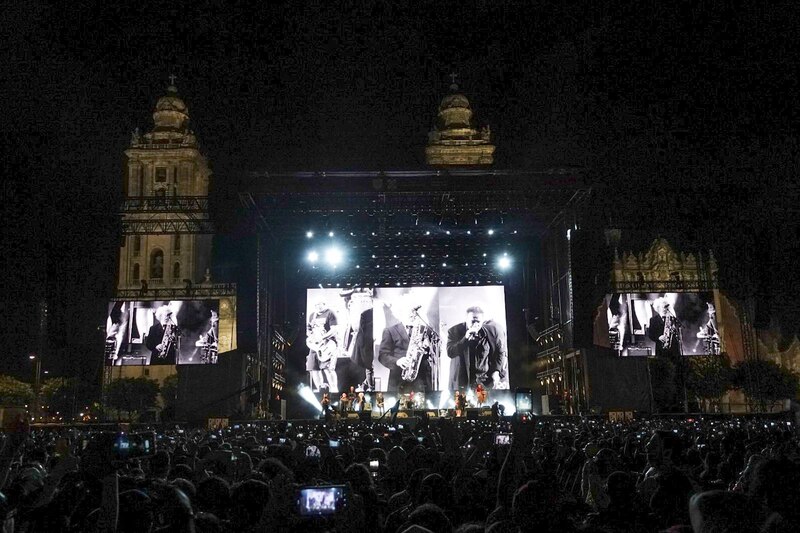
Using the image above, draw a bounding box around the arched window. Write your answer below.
[132,263,140,281]
[150,249,164,279]
[172,262,181,280]
[173,235,181,253]
[133,236,141,256]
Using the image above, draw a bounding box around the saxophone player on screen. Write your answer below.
[378,300,438,393]
[146,305,179,365]
[647,297,682,359]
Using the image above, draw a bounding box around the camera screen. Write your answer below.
[306,445,321,458]
[298,486,345,516]
[495,433,512,445]
[369,459,379,470]
[329,440,339,448]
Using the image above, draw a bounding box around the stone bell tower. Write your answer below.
[425,79,495,167]
[118,78,213,292]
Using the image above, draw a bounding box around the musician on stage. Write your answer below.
[306,300,339,392]
[375,392,385,415]
[455,390,467,417]
[446,306,508,391]
[476,383,488,407]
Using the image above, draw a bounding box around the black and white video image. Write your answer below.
[304,285,508,392]
[596,292,721,357]
[105,299,221,365]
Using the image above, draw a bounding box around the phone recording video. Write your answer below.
[329,439,339,448]
[306,445,321,459]
[108,432,157,459]
[494,433,512,446]
[297,485,347,517]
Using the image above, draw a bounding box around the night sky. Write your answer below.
[2,1,799,387]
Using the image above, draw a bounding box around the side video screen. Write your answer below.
[595,292,721,357]
[105,299,230,365]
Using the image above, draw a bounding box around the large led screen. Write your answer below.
[105,300,232,365]
[304,286,508,392]
[594,292,721,357]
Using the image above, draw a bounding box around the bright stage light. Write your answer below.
[325,246,343,267]
[439,390,450,409]
[488,229,495,235]
[307,250,319,263]
[298,384,323,412]
[306,231,314,239]
[328,231,334,237]
[426,400,435,409]
[498,255,511,270]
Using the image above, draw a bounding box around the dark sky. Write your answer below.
[2,1,799,383]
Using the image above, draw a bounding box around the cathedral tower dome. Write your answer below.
[131,77,197,148]
[425,81,495,167]
[153,83,189,132]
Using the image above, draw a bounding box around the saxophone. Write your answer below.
[158,320,177,359]
[401,323,431,382]
[662,314,677,349]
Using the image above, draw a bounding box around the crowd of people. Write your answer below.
[0,413,798,532]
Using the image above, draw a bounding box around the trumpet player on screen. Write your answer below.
[446,306,508,391]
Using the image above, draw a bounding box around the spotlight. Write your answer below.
[442,262,447,267]
[498,255,512,270]
[328,231,334,237]
[306,231,314,239]
[325,246,343,267]
[425,231,431,235]
[446,230,451,235]
[307,250,319,263]
[298,384,323,412]
[439,390,450,408]
[421,254,425,258]
[420,264,425,267]
[467,230,471,235]
[488,229,494,235]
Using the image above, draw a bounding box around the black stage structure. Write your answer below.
[238,168,596,419]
